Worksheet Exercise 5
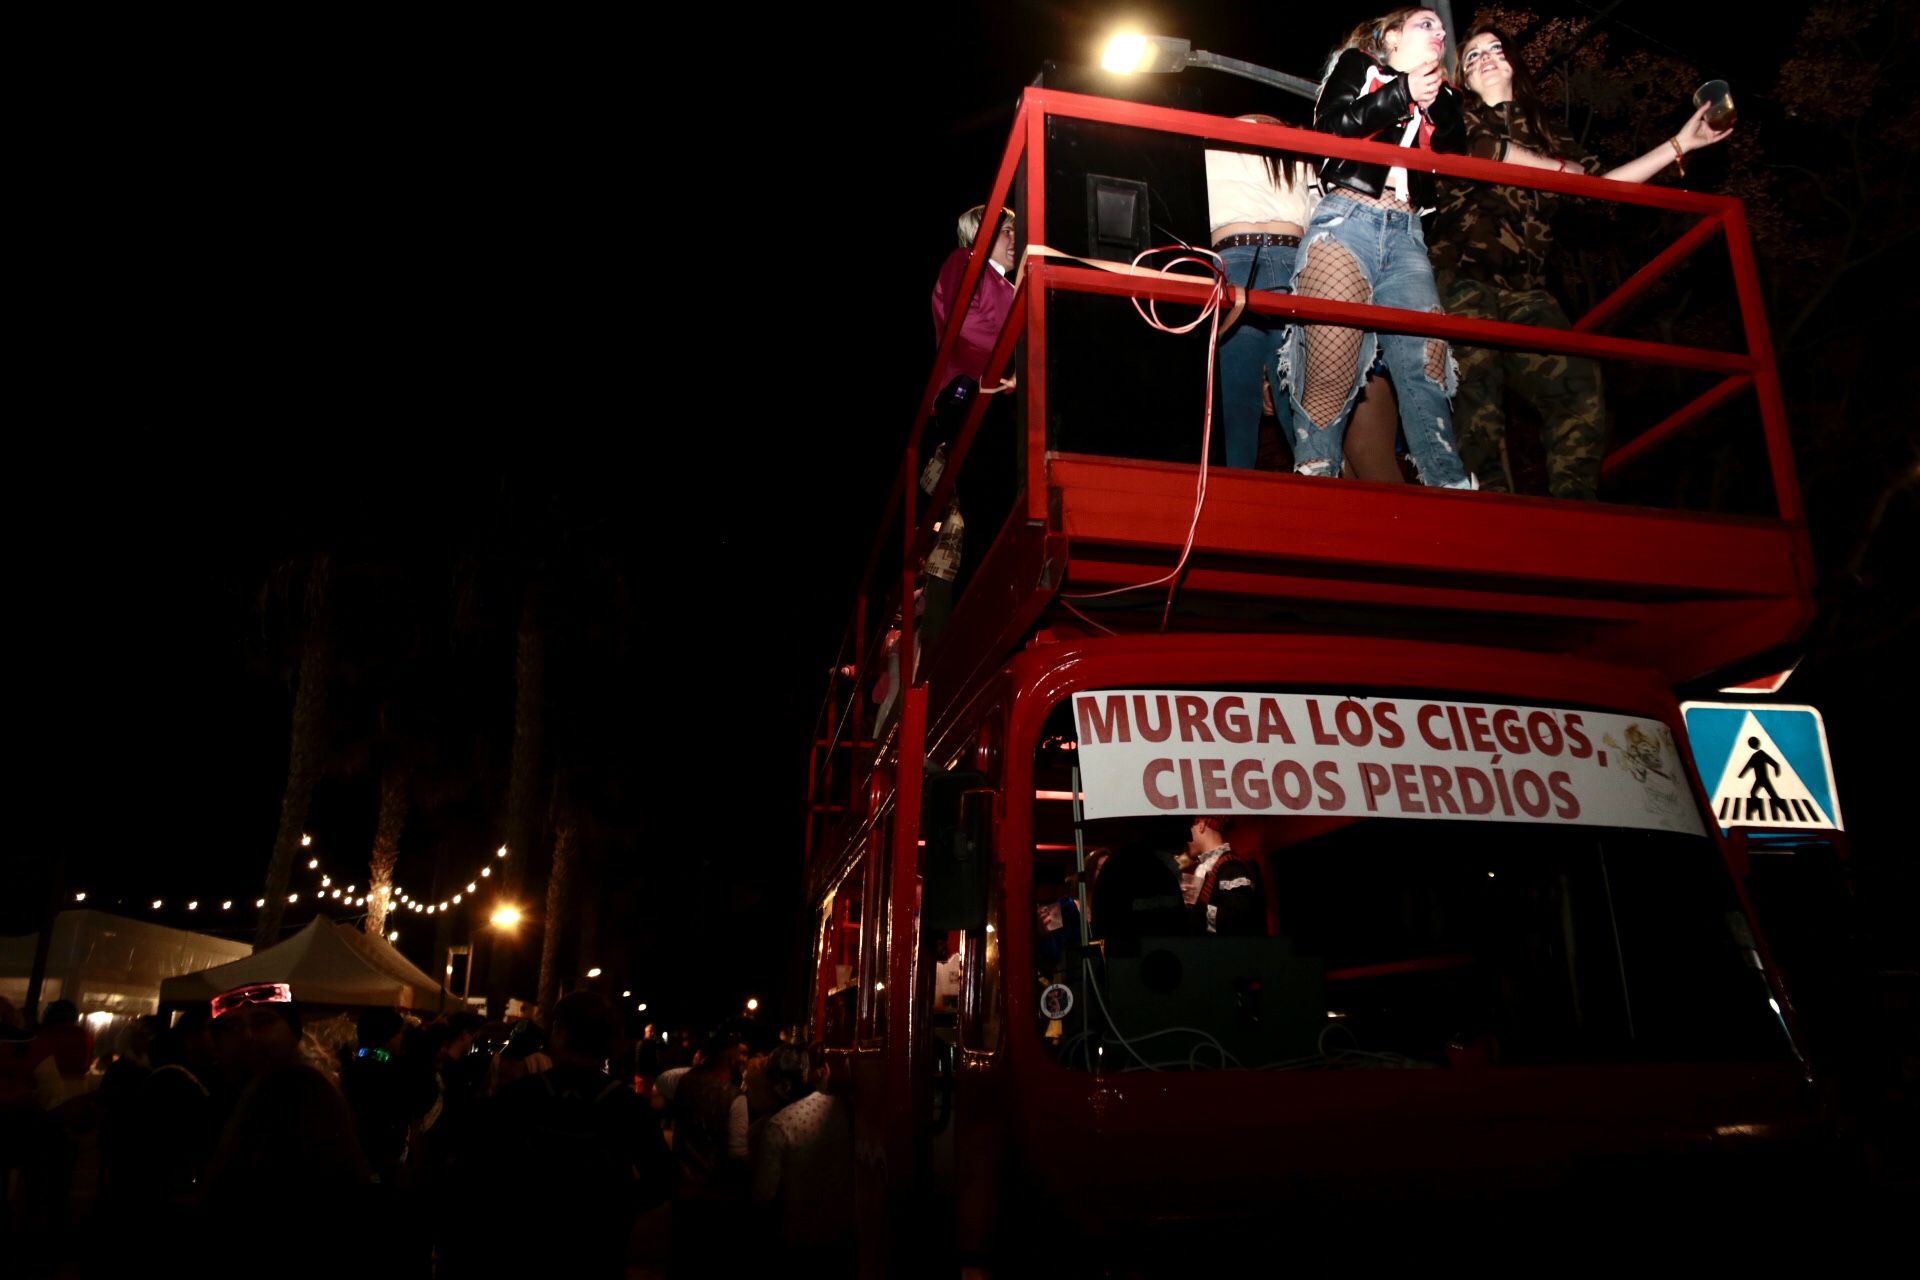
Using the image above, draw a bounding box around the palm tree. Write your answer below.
[536,778,575,1011]
[254,554,334,948]
[364,760,408,938]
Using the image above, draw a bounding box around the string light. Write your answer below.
[388,931,399,942]
[74,892,87,902]
[98,839,515,930]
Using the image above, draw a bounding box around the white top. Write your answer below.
[654,1065,690,1101]
[750,1091,855,1250]
[1205,149,1317,232]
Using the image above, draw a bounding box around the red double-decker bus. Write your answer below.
[801,87,1827,1271]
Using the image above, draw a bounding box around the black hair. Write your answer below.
[445,1011,485,1037]
[765,1044,813,1104]
[699,1028,746,1069]
[357,1006,405,1050]
[1455,25,1557,146]
[551,991,620,1063]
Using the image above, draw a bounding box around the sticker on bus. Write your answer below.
[1071,690,1704,835]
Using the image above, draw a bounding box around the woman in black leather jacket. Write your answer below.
[1284,7,1474,488]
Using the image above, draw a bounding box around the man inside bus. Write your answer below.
[1178,816,1267,936]
[1089,832,1190,954]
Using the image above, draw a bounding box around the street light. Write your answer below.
[491,905,522,929]
[1100,31,1318,101]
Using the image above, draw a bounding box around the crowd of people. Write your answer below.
[2,986,852,1276]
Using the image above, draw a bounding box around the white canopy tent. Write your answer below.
[0,909,252,1019]
[158,916,462,1011]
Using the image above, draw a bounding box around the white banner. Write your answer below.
[1071,690,1704,836]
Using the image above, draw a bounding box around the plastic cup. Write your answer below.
[1693,80,1736,130]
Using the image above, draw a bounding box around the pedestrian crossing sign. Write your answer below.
[1680,702,1842,832]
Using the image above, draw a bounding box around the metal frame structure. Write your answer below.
[807,86,1810,869]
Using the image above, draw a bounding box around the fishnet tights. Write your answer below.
[1294,240,1371,427]
[1422,328,1448,384]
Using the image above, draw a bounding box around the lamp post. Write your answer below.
[476,905,522,1018]
[1101,33,1319,102]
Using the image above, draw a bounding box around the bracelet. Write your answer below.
[1668,136,1686,176]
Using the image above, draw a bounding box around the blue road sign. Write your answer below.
[1680,702,1842,831]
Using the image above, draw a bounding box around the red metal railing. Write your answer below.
[804,85,1802,867]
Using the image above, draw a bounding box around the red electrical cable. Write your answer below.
[1062,245,1234,631]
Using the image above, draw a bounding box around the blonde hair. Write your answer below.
[956,204,1014,249]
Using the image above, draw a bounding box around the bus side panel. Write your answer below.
[953,1050,1011,1259]
[846,1048,891,1279]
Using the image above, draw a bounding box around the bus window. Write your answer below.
[818,861,864,1050]
[1029,696,1795,1073]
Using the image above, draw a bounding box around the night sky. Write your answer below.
[9,3,1912,1029]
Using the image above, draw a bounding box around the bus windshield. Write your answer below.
[1027,697,1796,1073]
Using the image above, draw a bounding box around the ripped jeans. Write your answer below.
[1286,193,1470,487]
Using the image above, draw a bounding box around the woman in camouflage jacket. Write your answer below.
[1432,25,1731,499]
